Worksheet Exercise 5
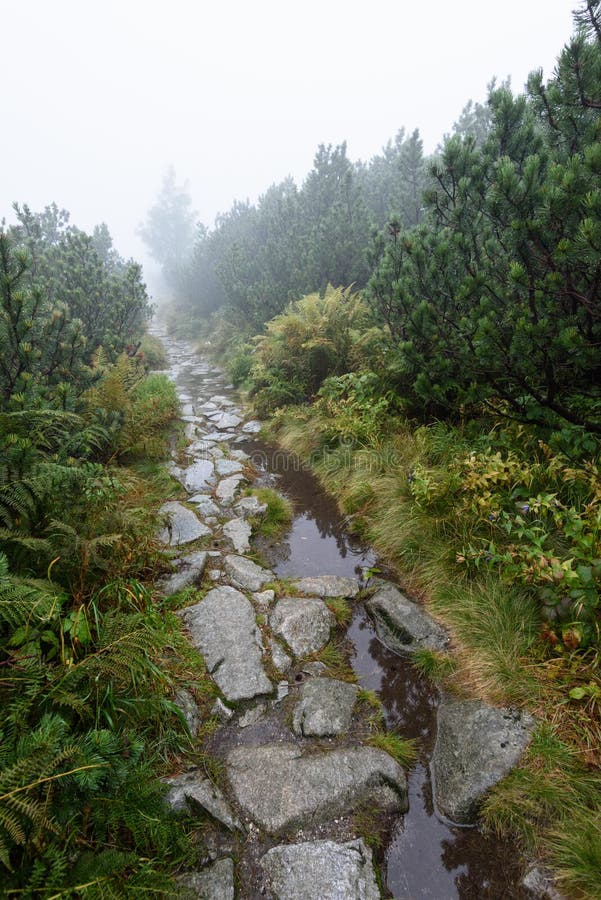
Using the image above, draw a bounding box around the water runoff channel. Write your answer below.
[166,334,530,899]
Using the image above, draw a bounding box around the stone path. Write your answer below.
[150,325,538,899]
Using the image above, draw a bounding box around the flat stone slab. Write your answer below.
[270,597,335,657]
[177,859,235,900]
[164,461,186,486]
[158,502,211,546]
[179,585,272,701]
[187,439,217,455]
[222,518,252,554]
[432,699,535,824]
[260,839,379,900]
[212,412,243,430]
[242,419,262,434]
[215,474,246,505]
[157,550,208,596]
[188,495,222,518]
[224,554,273,592]
[163,770,241,831]
[215,458,244,476]
[227,743,407,832]
[366,581,448,652]
[293,575,360,598]
[293,677,358,737]
[204,431,237,442]
[183,459,215,492]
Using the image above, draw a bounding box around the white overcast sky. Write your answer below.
[1,0,576,286]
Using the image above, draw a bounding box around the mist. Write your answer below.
[2,0,575,290]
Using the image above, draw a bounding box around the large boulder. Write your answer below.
[366,582,448,653]
[179,586,272,701]
[270,597,334,657]
[260,839,379,900]
[226,742,407,832]
[431,699,535,824]
[292,677,358,737]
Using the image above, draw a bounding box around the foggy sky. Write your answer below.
[1,0,576,292]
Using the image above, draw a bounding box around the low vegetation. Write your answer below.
[0,212,202,894]
[248,486,293,542]
[162,6,601,893]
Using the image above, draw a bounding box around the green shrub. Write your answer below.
[139,332,168,370]
[249,286,369,414]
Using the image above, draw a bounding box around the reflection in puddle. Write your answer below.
[170,355,527,899]
[348,610,527,899]
[256,444,527,899]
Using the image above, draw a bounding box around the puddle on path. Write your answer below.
[165,341,529,899]
[249,443,529,899]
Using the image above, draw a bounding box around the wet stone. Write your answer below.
[224,554,273,592]
[188,495,222,518]
[215,458,244,476]
[179,585,272,701]
[242,419,262,434]
[157,550,208,596]
[260,838,379,900]
[204,431,237,442]
[212,698,234,722]
[366,581,448,653]
[293,575,360,598]
[229,448,250,461]
[270,597,335,657]
[212,412,243,430]
[222,518,252,554]
[271,639,292,673]
[187,439,217,456]
[164,770,241,831]
[234,495,268,518]
[252,589,275,611]
[158,502,211,546]
[275,680,290,703]
[432,699,535,824]
[292,677,359,737]
[522,865,566,899]
[215,474,246,505]
[226,742,408,833]
[184,422,200,441]
[302,661,328,677]
[237,700,266,728]
[184,459,215,492]
[177,858,235,900]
